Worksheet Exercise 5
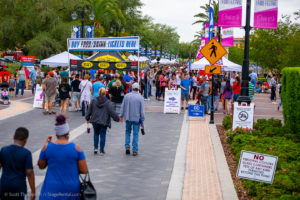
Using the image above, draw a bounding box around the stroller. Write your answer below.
[0,82,10,105]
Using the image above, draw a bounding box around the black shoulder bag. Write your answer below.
[80,172,97,200]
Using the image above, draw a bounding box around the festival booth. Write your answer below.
[191,57,242,72]
[40,51,82,67]
[67,37,149,73]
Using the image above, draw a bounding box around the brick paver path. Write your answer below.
[182,117,222,200]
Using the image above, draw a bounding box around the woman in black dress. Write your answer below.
[58,76,71,117]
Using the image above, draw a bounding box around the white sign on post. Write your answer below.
[232,102,254,130]
[164,89,181,114]
[236,150,278,184]
[33,85,43,108]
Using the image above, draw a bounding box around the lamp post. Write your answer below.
[237,0,251,104]
[72,4,95,59]
[110,25,125,37]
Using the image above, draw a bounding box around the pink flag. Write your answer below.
[254,0,278,29]
[222,28,234,46]
[218,0,242,27]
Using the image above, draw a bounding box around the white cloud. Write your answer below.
[141,0,300,42]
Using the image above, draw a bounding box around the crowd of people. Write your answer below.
[0,62,283,199]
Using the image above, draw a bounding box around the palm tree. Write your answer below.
[193,1,219,32]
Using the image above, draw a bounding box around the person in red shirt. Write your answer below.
[232,76,241,102]
[0,65,11,87]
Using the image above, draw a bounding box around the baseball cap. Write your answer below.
[49,71,54,76]
[132,82,139,90]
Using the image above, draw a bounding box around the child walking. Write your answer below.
[8,74,16,97]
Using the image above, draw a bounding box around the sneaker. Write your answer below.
[125,148,130,155]
[181,107,184,110]
[133,152,138,156]
[94,149,98,155]
[99,152,105,156]
[185,107,188,110]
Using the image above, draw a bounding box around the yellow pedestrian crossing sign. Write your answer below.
[200,38,227,65]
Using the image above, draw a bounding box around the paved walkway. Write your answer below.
[0,90,239,199]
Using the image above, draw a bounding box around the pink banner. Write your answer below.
[218,0,242,27]
[205,23,219,43]
[222,28,234,46]
[254,0,278,29]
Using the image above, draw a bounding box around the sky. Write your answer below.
[141,0,300,42]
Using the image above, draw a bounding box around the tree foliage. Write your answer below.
[228,47,244,66]
[250,16,300,72]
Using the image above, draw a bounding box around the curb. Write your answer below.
[209,123,238,200]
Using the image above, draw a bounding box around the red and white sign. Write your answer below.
[21,56,34,63]
[236,151,278,184]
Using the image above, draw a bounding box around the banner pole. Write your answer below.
[138,45,140,85]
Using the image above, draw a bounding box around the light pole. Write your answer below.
[72,4,95,59]
[237,0,251,104]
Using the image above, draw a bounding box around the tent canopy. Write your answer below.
[40,51,81,67]
[191,57,242,72]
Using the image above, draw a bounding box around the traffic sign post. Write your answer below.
[201,38,227,124]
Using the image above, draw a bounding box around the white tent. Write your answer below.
[40,51,82,67]
[128,55,149,62]
[191,57,242,72]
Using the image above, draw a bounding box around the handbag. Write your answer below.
[80,172,97,200]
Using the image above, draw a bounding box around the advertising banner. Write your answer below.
[21,56,35,69]
[164,89,181,114]
[218,0,242,27]
[205,23,219,43]
[236,150,278,184]
[188,105,204,117]
[70,60,147,71]
[67,37,139,51]
[222,28,234,46]
[33,85,43,108]
[254,0,278,29]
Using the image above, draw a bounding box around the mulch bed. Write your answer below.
[216,125,252,200]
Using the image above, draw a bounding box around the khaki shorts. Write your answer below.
[45,94,56,103]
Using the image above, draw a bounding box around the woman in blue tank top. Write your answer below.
[38,115,88,199]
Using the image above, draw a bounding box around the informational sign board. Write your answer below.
[33,85,43,108]
[188,105,204,117]
[21,56,35,67]
[200,38,227,65]
[67,37,139,51]
[164,89,181,114]
[205,65,222,74]
[232,102,254,130]
[236,150,278,184]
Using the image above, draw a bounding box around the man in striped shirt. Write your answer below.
[249,77,255,101]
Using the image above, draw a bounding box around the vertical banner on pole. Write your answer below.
[218,0,242,27]
[208,7,214,40]
[254,0,278,29]
[222,28,234,46]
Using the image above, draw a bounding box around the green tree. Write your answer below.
[228,47,244,66]
[250,16,300,72]
[193,1,218,34]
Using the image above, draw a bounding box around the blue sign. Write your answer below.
[188,105,204,117]
[21,62,34,66]
[208,7,214,40]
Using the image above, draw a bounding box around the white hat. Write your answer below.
[132,82,139,90]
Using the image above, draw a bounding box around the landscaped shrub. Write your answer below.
[281,67,300,141]
[222,114,232,130]
[223,118,300,200]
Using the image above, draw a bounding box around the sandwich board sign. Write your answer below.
[236,150,278,184]
[200,38,227,65]
[232,102,254,130]
[164,89,181,114]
